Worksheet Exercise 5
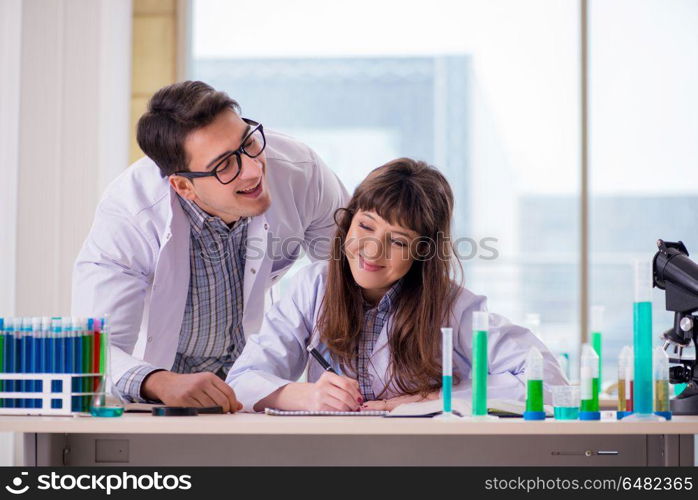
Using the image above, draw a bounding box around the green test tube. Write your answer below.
[579,343,600,420]
[472,311,489,417]
[523,347,545,420]
[590,305,604,396]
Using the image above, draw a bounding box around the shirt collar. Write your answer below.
[363,278,403,313]
[177,195,248,236]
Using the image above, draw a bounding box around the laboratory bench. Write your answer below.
[1,413,696,466]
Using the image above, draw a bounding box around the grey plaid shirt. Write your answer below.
[116,196,248,402]
[357,280,402,401]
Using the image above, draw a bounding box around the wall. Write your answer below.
[0,0,132,465]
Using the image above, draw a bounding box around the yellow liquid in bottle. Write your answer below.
[618,378,627,411]
[654,380,670,412]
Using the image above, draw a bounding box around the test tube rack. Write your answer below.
[0,372,102,416]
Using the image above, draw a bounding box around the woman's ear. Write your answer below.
[169,175,196,200]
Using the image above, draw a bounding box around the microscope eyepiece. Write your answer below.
[653,240,698,313]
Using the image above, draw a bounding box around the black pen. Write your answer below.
[306,345,336,373]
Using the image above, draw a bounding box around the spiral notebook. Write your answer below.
[265,408,389,416]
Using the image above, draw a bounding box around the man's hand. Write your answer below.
[141,371,243,413]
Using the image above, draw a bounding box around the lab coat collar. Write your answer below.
[242,213,271,313]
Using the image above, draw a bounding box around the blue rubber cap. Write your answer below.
[579,411,601,420]
[616,411,633,420]
[523,411,546,421]
[654,411,672,421]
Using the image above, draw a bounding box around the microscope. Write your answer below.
[653,239,698,415]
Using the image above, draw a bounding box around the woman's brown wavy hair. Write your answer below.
[317,158,460,398]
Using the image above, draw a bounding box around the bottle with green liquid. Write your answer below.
[590,305,604,398]
[466,311,497,420]
[579,344,600,420]
[523,347,546,420]
[90,317,124,417]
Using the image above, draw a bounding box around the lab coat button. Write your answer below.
[264,223,269,230]
[251,268,256,274]
[147,336,153,342]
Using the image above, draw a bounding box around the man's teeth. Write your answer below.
[238,181,260,193]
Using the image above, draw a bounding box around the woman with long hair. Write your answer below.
[227,158,566,412]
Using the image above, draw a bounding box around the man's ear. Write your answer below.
[169,175,196,200]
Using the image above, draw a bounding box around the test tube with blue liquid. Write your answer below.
[552,385,579,420]
[0,317,3,407]
[30,317,41,408]
[5,318,15,408]
[625,260,664,421]
[21,318,32,408]
[434,327,459,420]
[50,318,62,408]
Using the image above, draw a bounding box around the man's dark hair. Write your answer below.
[136,80,241,177]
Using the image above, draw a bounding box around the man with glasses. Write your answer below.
[72,81,348,411]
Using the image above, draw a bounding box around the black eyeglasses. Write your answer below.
[174,118,266,185]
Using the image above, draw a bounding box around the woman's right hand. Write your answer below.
[302,372,363,411]
[253,372,363,412]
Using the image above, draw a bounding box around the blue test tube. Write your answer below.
[62,317,72,375]
[51,318,61,374]
[634,261,652,414]
[0,317,4,407]
[15,318,23,408]
[0,318,5,408]
[626,260,664,421]
[442,327,453,414]
[72,317,81,378]
[30,318,41,408]
[14,318,22,407]
[21,317,32,408]
[40,317,50,375]
[50,318,62,408]
[62,317,74,403]
[40,317,50,404]
[5,318,15,408]
[433,327,459,420]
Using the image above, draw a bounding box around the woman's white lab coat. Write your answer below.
[227,261,568,412]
